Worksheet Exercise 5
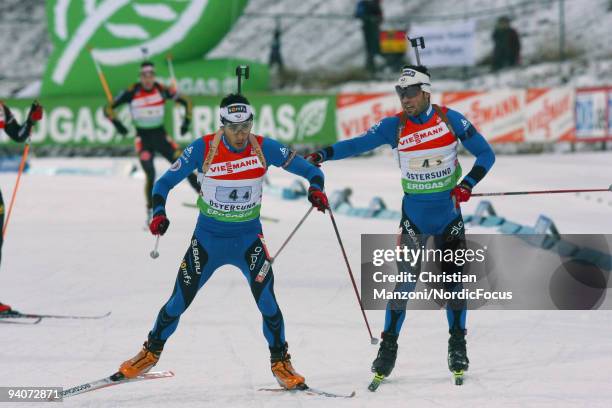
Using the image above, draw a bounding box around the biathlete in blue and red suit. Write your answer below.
[0,100,42,315]
[117,93,329,390]
[306,65,496,380]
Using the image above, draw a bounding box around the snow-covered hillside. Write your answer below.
[0,0,49,97]
[1,0,612,96]
[210,0,612,83]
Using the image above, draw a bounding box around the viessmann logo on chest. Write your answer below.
[207,157,261,176]
[131,93,164,107]
[399,122,449,148]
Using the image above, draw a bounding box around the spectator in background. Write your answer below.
[355,0,383,74]
[491,16,521,71]
[269,19,284,74]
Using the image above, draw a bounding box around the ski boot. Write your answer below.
[270,342,306,390]
[0,303,12,314]
[119,337,165,379]
[448,328,469,385]
[369,332,398,391]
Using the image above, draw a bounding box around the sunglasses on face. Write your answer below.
[395,85,422,99]
[225,120,253,132]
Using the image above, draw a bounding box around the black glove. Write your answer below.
[103,105,128,136]
[112,119,128,136]
[180,119,190,135]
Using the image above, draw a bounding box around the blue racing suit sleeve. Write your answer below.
[446,109,496,188]
[262,138,325,191]
[322,116,399,160]
[152,138,205,215]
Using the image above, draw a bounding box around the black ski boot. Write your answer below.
[448,328,469,385]
[368,332,398,391]
[371,332,398,376]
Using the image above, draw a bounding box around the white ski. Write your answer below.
[56,370,174,400]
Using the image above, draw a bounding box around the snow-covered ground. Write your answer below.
[1,151,611,407]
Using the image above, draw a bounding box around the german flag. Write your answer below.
[380,30,407,54]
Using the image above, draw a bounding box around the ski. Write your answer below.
[0,316,42,325]
[57,370,174,400]
[258,384,355,399]
[452,370,465,386]
[0,310,111,320]
[368,373,385,392]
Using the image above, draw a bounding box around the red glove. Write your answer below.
[27,101,43,122]
[450,182,472,209]
[304,151,324,167]
[308,187,329,212]
[149,214,170,235]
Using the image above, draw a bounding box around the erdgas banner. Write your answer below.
[0,95,337,147]
[41,0,268,97]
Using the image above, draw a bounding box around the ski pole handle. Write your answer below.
[408,36,425,66]
[235,65,250,94]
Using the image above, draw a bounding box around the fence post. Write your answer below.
[558,0,565,61]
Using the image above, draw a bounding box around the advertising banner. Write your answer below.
[609,89,612,136]
[575,88,609,140]
[41,0,268,97]
[525,88,575,142]
[335,93,401,140]
[409,21,476,67]
[0,95,337,147]
[442,90,526,143]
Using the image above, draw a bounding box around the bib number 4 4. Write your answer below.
[215,186,252,203]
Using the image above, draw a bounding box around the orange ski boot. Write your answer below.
[270,343,306,390]
[119,338,164,379]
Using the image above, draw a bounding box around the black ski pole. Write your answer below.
[251,207,313,284]
[270,207,313,263]
[328,207,378,345]
[473,185,612,197]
